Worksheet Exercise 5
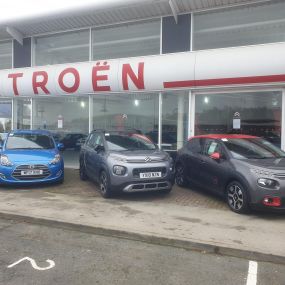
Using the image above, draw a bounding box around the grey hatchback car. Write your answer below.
[175,134,285,214]
[79,130,174,198]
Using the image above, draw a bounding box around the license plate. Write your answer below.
[140,172,161,179]
[21,170,43,176]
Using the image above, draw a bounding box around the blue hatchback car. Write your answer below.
[0,130,64,185]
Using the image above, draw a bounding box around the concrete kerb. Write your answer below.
[0,211,284,265]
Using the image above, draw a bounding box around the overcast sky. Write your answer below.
[0,0,119,22]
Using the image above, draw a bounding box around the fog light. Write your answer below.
[0,173,6,179]
[263,197,281,207]
[113,165,127,176]
[56,170,63,177]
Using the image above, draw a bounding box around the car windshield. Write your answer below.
[6,133,55,150]
[223,138,285,159]
[105,133,156,151]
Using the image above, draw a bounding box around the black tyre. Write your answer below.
[175,164,188,187]
[162,187,172,194]
[56,176,64,185]
[226,181,250,214]
[99,170,113,198]
[79,160,88,181]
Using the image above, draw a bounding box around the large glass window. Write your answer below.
[0,99,12,132]
[92,20,160,60]
[92,93,159,142]
[0,41,12,69]
[32,96,89,168]
[13,98,31,130]
[33,97,89,134]
[161,92,189,150]
[193,0,285,50]
[34,30,89,66]
[195,91,282,148]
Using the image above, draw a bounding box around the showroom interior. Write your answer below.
[0,0,284,166]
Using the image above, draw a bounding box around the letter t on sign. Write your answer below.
[8,73,23,96]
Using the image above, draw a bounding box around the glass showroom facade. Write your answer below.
[0,0,284,155]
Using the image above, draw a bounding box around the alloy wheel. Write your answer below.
[79,161,87,180]
[227,184,244,211]
[100,172,107,194]
[175,165,186,186]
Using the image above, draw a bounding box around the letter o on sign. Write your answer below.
[58,68,80,93]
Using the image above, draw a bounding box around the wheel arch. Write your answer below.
[224,175,252,203]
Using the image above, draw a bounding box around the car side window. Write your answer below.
[95,134,104,147]
[186,138,203,154]
[204,139,223,157]
[86,134,97,148]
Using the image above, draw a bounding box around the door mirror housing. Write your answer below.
[210,152,221,160]
[57,143,65,151]
[94,144,104,153]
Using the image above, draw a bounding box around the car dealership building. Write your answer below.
[0,0,284,151]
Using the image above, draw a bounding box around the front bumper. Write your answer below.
[250,184,285,211]
[109,165,175,193]
[0,163,64,185]
[122,179,173,193]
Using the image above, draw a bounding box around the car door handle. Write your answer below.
[200,160,206,164]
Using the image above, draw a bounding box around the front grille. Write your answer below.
[12,164,51,180]
[273,173,285,180]
[133,167,167,178]
[127,158,166,163]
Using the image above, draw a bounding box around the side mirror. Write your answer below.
[210,152,221,160]
[94,144,104,152]
[57,143,65,151]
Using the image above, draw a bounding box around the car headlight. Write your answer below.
[257,178,279,189]
[169,157,174,171]
[50,154,61,165]
[0,155,13,166]
[113,165,127,176]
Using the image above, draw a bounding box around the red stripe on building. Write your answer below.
[163,74,285,88]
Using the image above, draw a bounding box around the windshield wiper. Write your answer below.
[8,147,43,150]
[249,156,269,159]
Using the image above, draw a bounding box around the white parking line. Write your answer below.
[246,261,258,285]
[8,257,55,271]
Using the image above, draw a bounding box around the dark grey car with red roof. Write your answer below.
[175,134,285,214]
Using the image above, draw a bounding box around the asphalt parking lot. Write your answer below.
[1,218,284,285]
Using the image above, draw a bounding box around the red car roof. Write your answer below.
[189,134,258,140]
